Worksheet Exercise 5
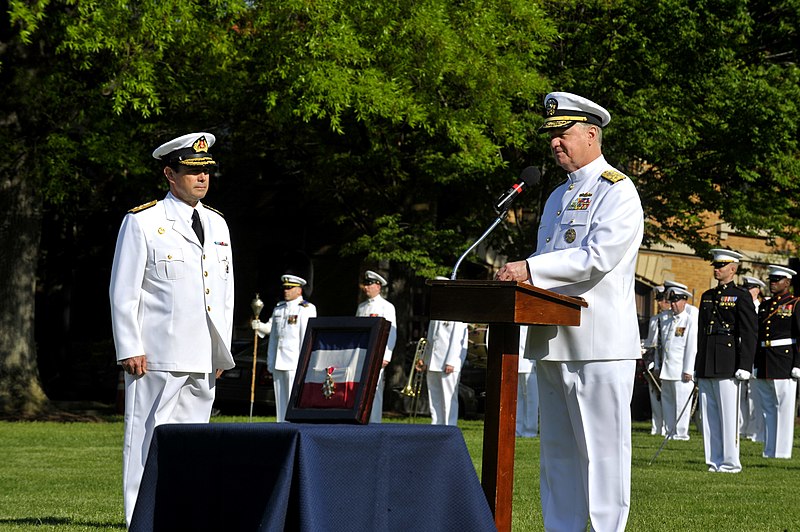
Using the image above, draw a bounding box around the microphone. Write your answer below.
[494,166,541,212]
[450,166,542,279]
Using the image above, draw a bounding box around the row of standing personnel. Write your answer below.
[645,252,800,474]
[251,272,541,435]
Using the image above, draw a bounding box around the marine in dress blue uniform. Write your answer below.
[109,132,235,526]
[252,274,317,422]
[495,92,644,532]
[753,265,800,458]
[356,270,397,423]
[694,249,757,473]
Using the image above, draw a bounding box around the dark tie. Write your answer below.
[191,209,204,246]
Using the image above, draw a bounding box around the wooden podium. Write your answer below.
[426,280,587,532]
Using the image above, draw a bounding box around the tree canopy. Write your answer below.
[3,0,800,414]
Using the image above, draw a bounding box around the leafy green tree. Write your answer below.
[541,0,800,254]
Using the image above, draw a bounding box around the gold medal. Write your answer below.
[158,227,165,234]
[564,228,576,243]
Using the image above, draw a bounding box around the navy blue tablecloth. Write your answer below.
[130,423,496,531]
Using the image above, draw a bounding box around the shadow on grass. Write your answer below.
[0,517,125,529]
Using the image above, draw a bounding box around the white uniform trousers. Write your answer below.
[123,371,215,526]
[740,381,765,442]
[647,380,664,435]
[272,369,296,423]
[698,378,741,472]
[538,359,634,532]
[661,379,694,440]
[370,368,385,423]
[516,370,539,437]
[427,370,460,426]
[754,378,797,459]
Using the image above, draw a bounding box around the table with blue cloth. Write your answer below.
[130,423,496,531]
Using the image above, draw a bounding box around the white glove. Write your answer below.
[791,367,800,380]
[647,361,655,371]
[251,319,270,336]
[734,369,751,381]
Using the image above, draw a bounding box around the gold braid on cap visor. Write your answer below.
[178,156,217,166]
[541,116,591,128]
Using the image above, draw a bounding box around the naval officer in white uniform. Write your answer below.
[252,274,317,422]
[110,132,235,526]
[495,92,644,532]
[422,290,469,425]
[660,287,698,440]
[356,270,397,423]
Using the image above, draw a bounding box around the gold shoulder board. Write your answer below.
[128,200,158,213]
[204,204,224,217]
[601,169,627,184]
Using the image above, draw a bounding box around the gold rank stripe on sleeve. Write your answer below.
[601,169,627,184]
[203,204,224,217]
[128,200,158,213]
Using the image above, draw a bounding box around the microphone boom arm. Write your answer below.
[450,209,508,280]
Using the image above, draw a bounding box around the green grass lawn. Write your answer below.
[1,416,799,531]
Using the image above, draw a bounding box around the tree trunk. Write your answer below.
[0,166,48,417]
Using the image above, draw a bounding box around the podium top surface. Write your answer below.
[426,279,587,326]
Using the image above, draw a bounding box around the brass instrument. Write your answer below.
[402,337,428,420]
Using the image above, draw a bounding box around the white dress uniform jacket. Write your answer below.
[525,155,644,360]
[356,294,397,362]
[110,192,235,373]
[424,320,468,371]
[267,297,317,372]
[661,306,698,380]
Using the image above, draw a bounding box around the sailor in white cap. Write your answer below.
[664,280,698,318]
[741,275,766,312]
[695,248,757,472]
[659,288,698,440]
[494,92,643,531]
[753,264,800,458]
[252,274,317,422]
[356,270,397,423]
[420,277,469,426]
[739,274,767,442]
[642,286,670,436]
[110,132,235,526]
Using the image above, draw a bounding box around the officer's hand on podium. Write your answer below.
[791,367,800,380]
[734,369,751,381]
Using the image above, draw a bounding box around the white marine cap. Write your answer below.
[539,92,611,132]
[152,132,217,166]
[663,280,688,290]
[767,265,797,279]
[741,275,766,289]
[363,270,388,287]
[281,274,307,287]
[709,248,744,263]
[667,287,692,301]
